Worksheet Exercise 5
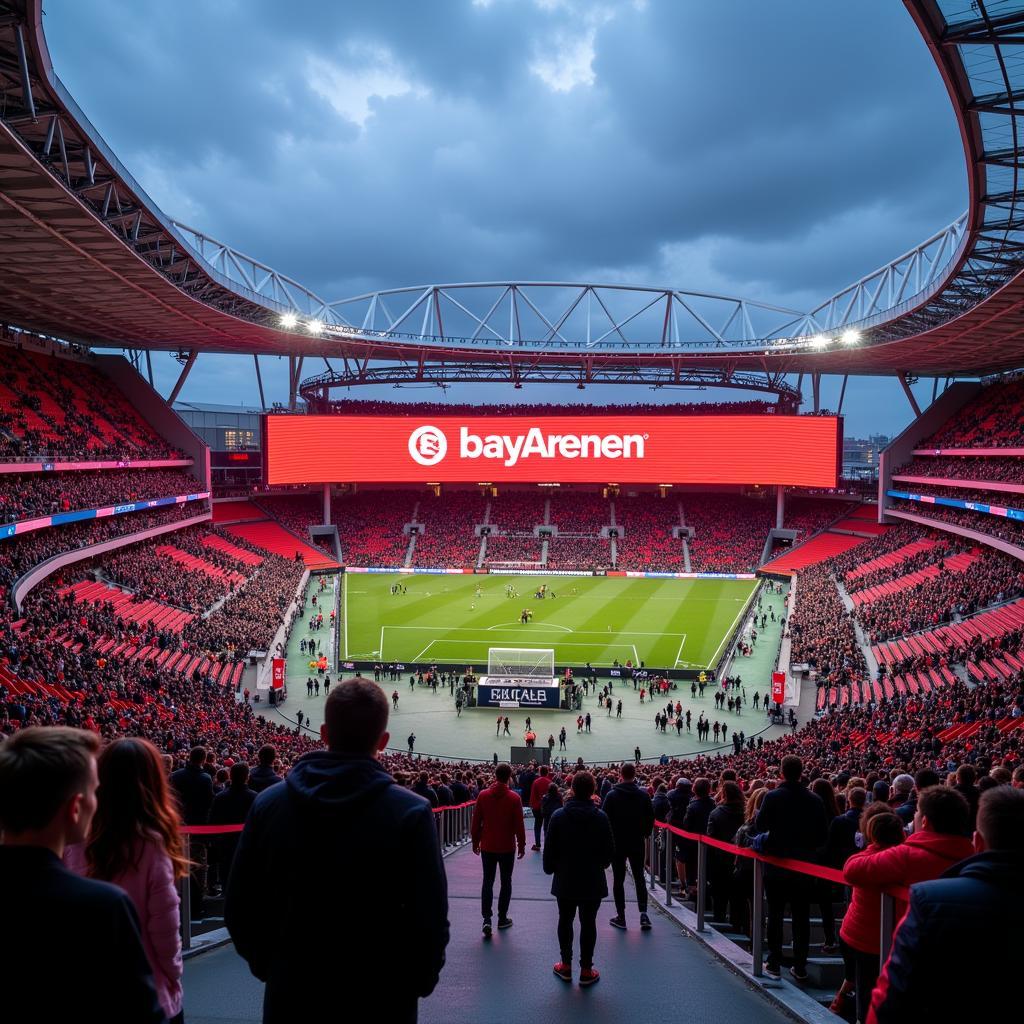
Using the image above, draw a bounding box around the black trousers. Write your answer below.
[557,897,601,967]
[611,848,647,915]
[765,871,815,972]
[840,937,880,1024]
[533,813,544,846]
[480,851,514,920]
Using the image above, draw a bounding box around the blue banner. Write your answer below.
[887,490,1024,523]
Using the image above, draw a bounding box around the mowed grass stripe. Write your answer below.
[346,574,757,668]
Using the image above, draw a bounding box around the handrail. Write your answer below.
[177,800,477,950]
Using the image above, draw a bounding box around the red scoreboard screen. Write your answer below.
[264,414,842,487]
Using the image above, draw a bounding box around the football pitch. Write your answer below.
[342,573,759,670]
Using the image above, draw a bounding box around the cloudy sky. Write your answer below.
[45,0,965,437]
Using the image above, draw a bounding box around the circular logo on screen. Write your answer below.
[408,425,448,466]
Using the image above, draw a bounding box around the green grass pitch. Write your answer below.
[342,573,759,670]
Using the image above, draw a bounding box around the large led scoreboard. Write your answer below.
[265,414,842,487]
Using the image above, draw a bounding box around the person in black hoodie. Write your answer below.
[544,770,614,986]
[869,785,1024,1022]
[666,777,692,893]
[602,762,655,930]
[0,727,166,1024]
[209,761,258,884]
[226,678,449,1024]
[706,781,745,924]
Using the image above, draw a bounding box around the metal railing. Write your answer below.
[178,800,476,950]
[647,820,908,979]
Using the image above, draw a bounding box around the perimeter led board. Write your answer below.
[265,415,841,487]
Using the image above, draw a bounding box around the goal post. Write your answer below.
[487,647,555,680]
[478,647,560,709]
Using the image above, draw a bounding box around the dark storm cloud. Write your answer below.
[43,0,965,436]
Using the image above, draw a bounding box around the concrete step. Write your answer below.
[805,957,846,990]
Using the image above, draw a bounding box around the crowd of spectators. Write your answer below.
[686,494,775,573]
[414,492,489,567]
[0,469,203,524]
[894,454,1024,485]
[923,375,1024,449]
[0,504,206,592]
[844,534,968,599]
[331,492,414,566]
[309,397,795,417]
[889,498,1024,546]
[614,498,687,571]
[101,538,246,615]
[548,492,609,535]
[484,533,543,564]
[0,345,183,461]
[789,563,867,689]
[545,536,612,570]
[853,549,1024,643]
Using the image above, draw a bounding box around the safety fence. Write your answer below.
[648,820,910,979]
[177,800,476,950]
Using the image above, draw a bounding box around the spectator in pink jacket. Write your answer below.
[66,738,189,1023]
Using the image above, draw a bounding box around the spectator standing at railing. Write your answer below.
[705,780,745,926]
[868,786,1024,1024]
[208,761,257,887]
[226,678,449,1024]
[529,765,553,851]
[602,761,655,931]
[471,762,526,937]
[65,737,188,1024]
[170,745,214,923]
[843,786,973,925]
[835,812,907,1023]
[752,755,828,983]
[0,727,166,1024]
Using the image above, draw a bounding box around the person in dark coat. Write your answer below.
[413,771,439,807]
[248,744,284,793]
[208,761,258,882]
[602,762,655,930]
[171,744,217,920]
[753,755,829,983]
[543,771,614,986]
[540,779,563,836]
[952,764,980,833]
[170,744,215,824]
[226,679,449,1024]
[0,727,166,1024]
[666,777,692,892]
[681,777,716,897]
[868,786,1024,1023]
[706,781,745,923]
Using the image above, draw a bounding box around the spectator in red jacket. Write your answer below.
[837,811,907,1023]
[528,765,553,852]
[471,763,526,937]
[867,786,1024,1024]
[843,787,974,924]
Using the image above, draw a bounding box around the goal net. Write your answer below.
[488,647,555,680]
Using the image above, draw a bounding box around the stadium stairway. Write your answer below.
[183,840,797,1024]
[211,500,267,524]
[760,532,868,573]
[222,521,339,570]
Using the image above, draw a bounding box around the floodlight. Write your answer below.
[279,312,299,329]
[841,330,861,345]
[306,318,324,334]
[810,334,830,349]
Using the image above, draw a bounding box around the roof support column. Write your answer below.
[776,485,785,530]
[323,483,332,526]
[897,373,922,418]
[931,377,940,405]
[167,351,197,405]
[145,350,154,389]
[837,374,848,416]
[812,372,821,414]
[253,355,266,411]
[288,355,305,411]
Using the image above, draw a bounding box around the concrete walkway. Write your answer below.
[184,840,792,1024]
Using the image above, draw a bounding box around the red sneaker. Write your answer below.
[579,967,600,987]
[553,962,572,982]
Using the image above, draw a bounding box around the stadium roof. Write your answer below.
[2,1,1024,389]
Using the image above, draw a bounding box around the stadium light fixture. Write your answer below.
[306,318,324,335]
[279,312,298,329]
[841,330,861,345]
[810,334,830,349]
